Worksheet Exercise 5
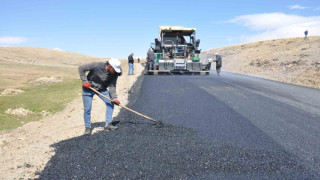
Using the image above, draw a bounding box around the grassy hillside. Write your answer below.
[0,47,105,130]
[201,36,320,89]
[0,79,81,130]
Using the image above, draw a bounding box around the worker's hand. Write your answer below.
[114,99,120,105]
[82,82,91,89]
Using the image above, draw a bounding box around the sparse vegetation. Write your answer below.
[0,79,81,130]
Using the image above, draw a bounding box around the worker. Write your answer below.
[138,58,140,63]
[147,48,156,70]
[213,53,222,76]
[79,58,122,135]
[304,30,308,40]
[207,58,212,70]
[128,53,134,75]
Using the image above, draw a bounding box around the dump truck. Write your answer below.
[147,25,210,75]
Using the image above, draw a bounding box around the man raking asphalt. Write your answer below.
[79,58,162,135]
[79,58,123,135]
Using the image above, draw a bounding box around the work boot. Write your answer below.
[104,123,118,131]
[84,128,92,135]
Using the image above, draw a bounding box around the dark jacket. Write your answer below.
[216,55,222,67]
[147,50,155,61]
[78,62,122,100]
[128,55,134,64]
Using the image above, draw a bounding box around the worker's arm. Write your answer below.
[108,77,118,100]
[78,62,98,83]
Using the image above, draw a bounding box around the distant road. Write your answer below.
[39,71,320,179]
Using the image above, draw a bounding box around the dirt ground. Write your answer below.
[0,48,145,179]
[201,36,320,89]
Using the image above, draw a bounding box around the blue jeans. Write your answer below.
[82,87,114,128]
[128,63,134,74]
[147,60,156,70]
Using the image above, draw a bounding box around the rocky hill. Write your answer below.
[201,36,320,89]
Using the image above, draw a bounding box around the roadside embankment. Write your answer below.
[201,36,320,89]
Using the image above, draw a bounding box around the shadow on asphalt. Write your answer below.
[37,75,315,179]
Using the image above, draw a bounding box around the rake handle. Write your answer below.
[88,87,157,122]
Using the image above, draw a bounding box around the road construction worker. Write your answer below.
[128,53,134,75]
[147,48,156,70]
[213,53,222,76]
[304,30,308,40]
[207,58,212,70]
[79,58,122,135]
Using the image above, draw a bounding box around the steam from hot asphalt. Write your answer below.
[38,74,318,179]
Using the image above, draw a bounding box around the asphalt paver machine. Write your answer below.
[148,25,210,75]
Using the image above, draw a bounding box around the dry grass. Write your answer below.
[0,61,79,89]
[0,47,101,67]
[202,36,320,89]
[0,48,130,89]
[0,46,105,89]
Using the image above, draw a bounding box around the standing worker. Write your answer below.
[304,30,308,40]
[207,58,212,70]
[79,58,122,135]
[147,48,156,70]
[138,58,140,63]
[213,53,222,76]
[128,53,134,75]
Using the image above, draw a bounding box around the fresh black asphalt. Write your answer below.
[38,71,320,179]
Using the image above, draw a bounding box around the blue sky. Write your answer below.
[1,0,320,58]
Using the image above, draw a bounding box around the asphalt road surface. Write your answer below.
[39,71,320,179]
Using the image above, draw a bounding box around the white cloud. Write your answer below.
[289,5,307,10]
[229,13,320,42]
[53,47,64,51]
[230,13,312,30]
[0,36,27,44]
